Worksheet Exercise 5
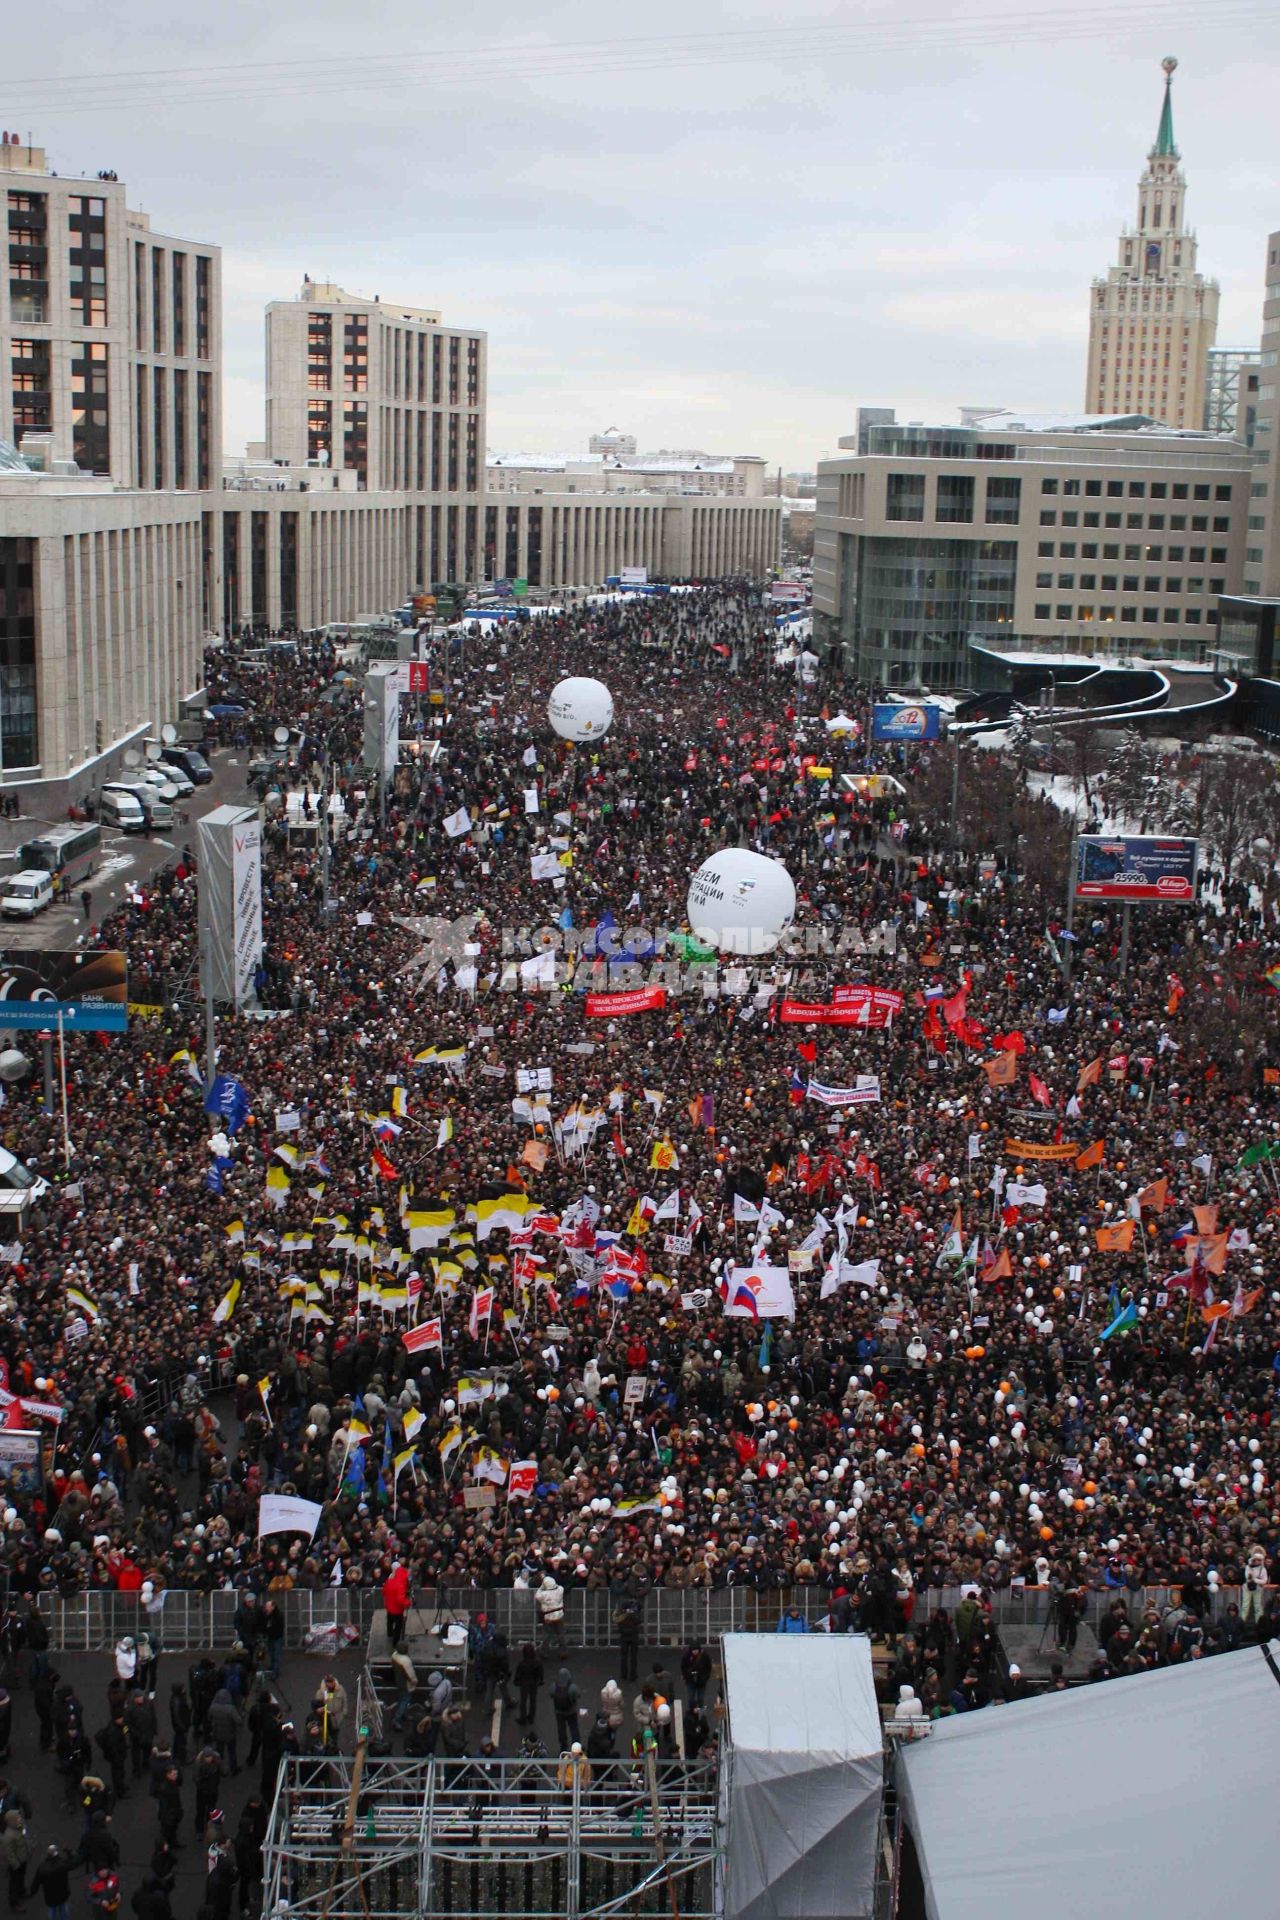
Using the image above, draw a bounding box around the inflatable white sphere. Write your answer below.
[548,676,614,742]
[687,848,796,956]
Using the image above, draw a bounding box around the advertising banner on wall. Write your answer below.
[1075,835,1199,903]
[871,703,941,742]
[0,949,127,1032]
[198,806,263,1008]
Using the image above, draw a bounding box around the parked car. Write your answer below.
[140,763,190,800]
[159,745,213,786]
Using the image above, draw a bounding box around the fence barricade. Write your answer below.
[28,1580,1257,1653]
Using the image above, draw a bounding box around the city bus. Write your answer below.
[16,821,101,887]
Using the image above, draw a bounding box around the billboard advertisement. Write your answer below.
[198,806,263,1008]
[620,566,649,587]
[1075,835,1199,904]
[363,663,400,777]
[871,703,941,742]
[769,581,807,604]
[0,949,127,1032]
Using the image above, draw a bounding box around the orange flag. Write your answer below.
[1075,1140,1105,1171]
[982,1051,1019,1088]
[1201,1300,1231,1323]
[987,1246,1013,1282]
[1265,1068,1280,1086]
[521,1139,549,1172]
[1137,1178,1168,1213]
[1095,1218,1135,1253]
[1196,1231,1229,1275]
[1192,1203,1219,1236]
[1077,1058,1103,1092]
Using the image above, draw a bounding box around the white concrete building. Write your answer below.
[0,133,221,488]
[488,445,766,497]
[0,441,203,794]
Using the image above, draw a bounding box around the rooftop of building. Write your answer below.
[282,278,442,325]
[488,450,755,474]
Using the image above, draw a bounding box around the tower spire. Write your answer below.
[1154,54,1178,159]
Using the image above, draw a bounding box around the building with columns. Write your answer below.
[0,137,779,808]
[1084,58,1219,429]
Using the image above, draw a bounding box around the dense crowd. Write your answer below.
[1,579,1278,1653]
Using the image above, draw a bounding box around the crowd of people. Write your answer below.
[0,579,1276,1662]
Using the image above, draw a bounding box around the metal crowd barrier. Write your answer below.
[27,1581,1260,1654]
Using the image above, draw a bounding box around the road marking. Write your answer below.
[154,839,175,850]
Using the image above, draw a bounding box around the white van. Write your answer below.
[1,870,55,918]
[98,786,146,833]
[112,782,174,830]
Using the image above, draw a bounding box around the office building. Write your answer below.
[1084,58,1219,429]
[0,132,221,489]
[813,406,1249,687]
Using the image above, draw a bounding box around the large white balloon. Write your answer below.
[548,676,614,742]
[687,848,796,956]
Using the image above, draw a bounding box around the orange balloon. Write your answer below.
[788,1418,799,1431]
[980,1121,990,1132]
[999,1380,1011,1393]
[913,1443,926,1457]
[1040,1526,1054,1540]
[1074,1498,1086,1511]
[1083,1480,1097,1495]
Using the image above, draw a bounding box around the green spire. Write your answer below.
[1154,56,1178,158]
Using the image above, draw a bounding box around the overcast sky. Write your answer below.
[10,0,1278,468]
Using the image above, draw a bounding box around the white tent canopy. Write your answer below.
[721,1633,883,1920]
[896,1640,1280,1920]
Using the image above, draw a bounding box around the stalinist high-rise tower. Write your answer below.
[1085,57,1219,428]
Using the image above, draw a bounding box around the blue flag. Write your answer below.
[204,1075,250,1136]
[205,1155,234,1195]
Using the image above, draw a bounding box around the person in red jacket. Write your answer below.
[383,1562,411,1650]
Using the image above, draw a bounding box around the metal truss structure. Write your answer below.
[262,1746,721,1920]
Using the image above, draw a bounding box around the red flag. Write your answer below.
[1028,1074,1051,1108]
[797,1040,818,1064]
[994,1031,1027,1055]
[371,1145,398,1181]
[942,989,968,1033]
[402,1318,442,1354]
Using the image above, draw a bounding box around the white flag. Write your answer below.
[1191,1153,1213,1177]
[257,1494,324,1541]
[522,745,538,767]
[530,852,561,882]
[820,1256,881,1302]
[443,806,471,838]
[732,1194,760,1225]
[652,1188,681,1224]
[523,787,540,814]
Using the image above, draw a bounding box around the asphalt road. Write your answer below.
[0,750,256,954]
[3,1628,698,1912]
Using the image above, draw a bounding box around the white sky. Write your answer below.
[9,0,1278,468]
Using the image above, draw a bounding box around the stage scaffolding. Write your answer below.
[262,1746,721,1920]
